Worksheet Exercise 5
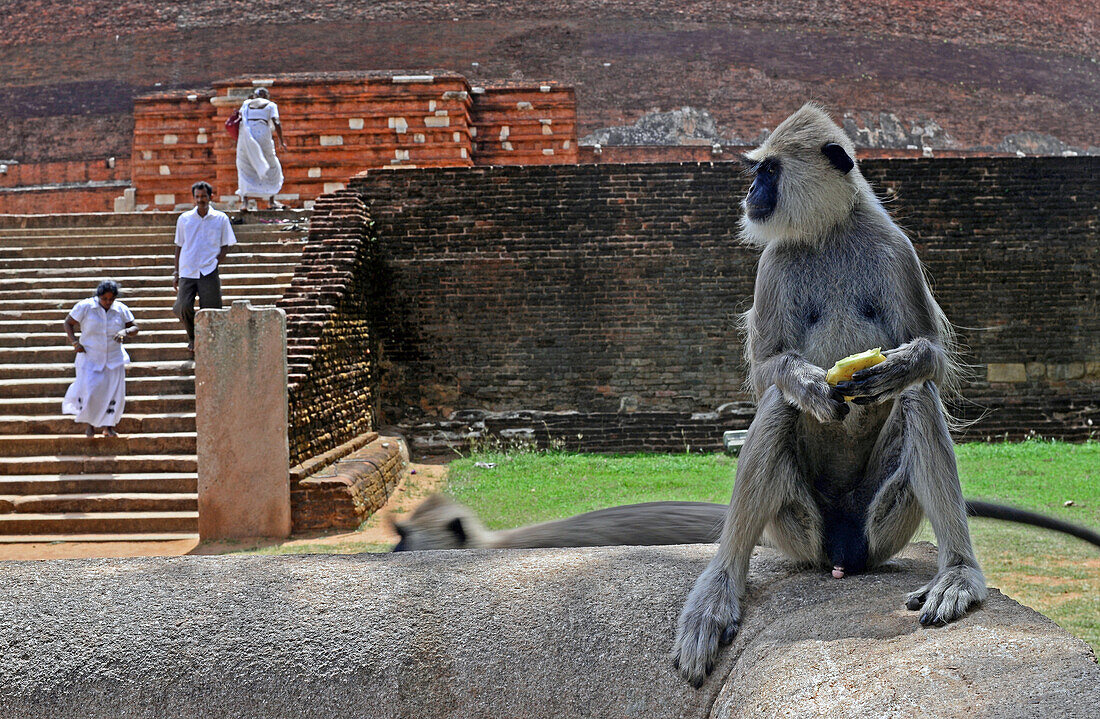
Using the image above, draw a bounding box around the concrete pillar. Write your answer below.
[195,300,291,540]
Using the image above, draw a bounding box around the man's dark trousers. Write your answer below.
[173,269,223,343]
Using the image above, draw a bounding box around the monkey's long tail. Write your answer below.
[965,499,1100,549]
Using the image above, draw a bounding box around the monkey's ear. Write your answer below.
[446,517,468,546]
[821,143,854,175]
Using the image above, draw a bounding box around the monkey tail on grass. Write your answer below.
[966,499,1100,549]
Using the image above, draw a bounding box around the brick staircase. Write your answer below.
[0,212,308,541]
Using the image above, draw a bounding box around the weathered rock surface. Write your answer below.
[0,543,1096,718]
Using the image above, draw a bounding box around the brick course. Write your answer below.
[349,157,1099,452]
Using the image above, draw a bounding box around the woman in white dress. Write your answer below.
[62,281,138,437]
[235,87,289,210]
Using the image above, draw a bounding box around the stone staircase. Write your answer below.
[0,212,308,541]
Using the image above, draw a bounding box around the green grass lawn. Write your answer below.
[447,440,1100,652]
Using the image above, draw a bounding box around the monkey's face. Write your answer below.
[739,104,860,246]
[390,495,474,551]
[744,157,781,222]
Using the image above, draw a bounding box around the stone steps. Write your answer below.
[0,360,192,382]
[0,433,196,457]
[0,454,198,475]
[0,511,199,534]
[0,473,196,494]
[0,492,197,513]
[0,413,195,434]
[0,211,308,540]
[0,360,195,379]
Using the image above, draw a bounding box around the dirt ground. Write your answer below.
[0,461,448,562]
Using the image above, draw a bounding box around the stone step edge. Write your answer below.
[290,430,381,483]
[0,532,199,543]
[0,492,197,503]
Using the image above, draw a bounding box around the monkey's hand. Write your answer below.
[905,564,987,626]
[671,563,741,688]
[782,368,850,424]
[835,339,945,405]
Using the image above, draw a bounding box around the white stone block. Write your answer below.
[388,117,408,134]
[159,165,171,175]
[517,101,533,110]
[502,141,514,151]
[543,148,555,155]
[274,193,300,201]
[429,100,437,111]
[435,110,448,117]
[163,134,178,145]
[460,148,468,159]
[197,133,208,144]
[453,132,461,143]
[442,91,469,101]
[540,84,551,92]
[392,74,434,84]
[319,135,344,146]
[308,167,322,178]
[142,151,153,160]
[348,118,364,130]
[424,116,450,128]
[499,126,510,141]
[543,125,553,135]
[563,140,571,150]
[470,127,477,137]
[303,200,316,210]
[413,133,426,144]
[155,194,176,205]
[395,149,410,161]
[323,182,345,194]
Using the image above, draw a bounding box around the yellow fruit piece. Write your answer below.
[826,348,886,401]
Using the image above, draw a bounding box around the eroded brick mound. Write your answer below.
[0,544,1096,718]
[0,1,1096,162]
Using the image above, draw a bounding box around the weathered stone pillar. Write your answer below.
[195,300,291,539]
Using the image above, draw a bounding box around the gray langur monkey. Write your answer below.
[393,494,1100,553]
[391,494,727,551]
[672,102,989,687]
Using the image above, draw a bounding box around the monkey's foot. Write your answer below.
[671,565,741,688]
[905,564,987,625]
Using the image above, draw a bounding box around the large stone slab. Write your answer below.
[0,544,1096,718]
[195,300,291,540]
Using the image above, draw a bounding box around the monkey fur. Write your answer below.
[391,494,727,551]
[672,102,990,687]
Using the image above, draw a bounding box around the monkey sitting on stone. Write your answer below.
[670,102,1021,687]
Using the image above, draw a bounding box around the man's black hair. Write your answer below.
[191,181,214,197]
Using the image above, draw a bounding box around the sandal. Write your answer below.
[102,427,119,438]
[85,427,96,438]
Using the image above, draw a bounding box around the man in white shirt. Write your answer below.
[173,181,237,354]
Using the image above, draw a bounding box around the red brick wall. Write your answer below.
[0,158,131,214]
[129,72,579,209]
[131,91,217,210]
[350,158,1099,452]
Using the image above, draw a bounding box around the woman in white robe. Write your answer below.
[235,87,288,209]
[62,281,138,437]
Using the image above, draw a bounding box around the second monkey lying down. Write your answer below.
[392,493,1099,554]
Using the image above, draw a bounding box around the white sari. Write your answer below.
[235,99,284,198]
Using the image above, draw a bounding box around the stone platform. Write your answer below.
[0,543,1096,718]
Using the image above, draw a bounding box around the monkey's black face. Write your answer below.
[745,157,781,222]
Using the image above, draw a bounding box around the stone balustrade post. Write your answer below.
[195,300,291,540]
